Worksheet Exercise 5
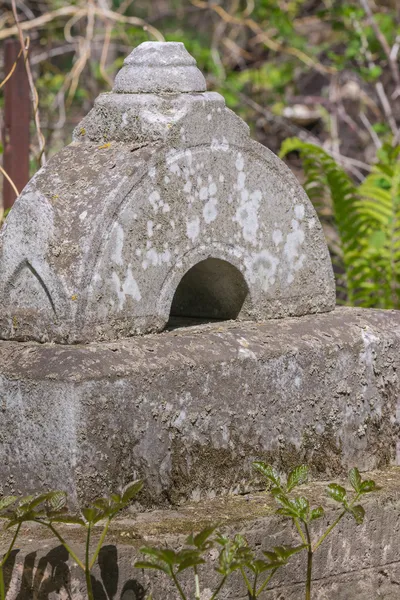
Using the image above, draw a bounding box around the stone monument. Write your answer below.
[1,41,400,599]
[0,41,334,344]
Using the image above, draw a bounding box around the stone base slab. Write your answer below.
[0,307,400,505]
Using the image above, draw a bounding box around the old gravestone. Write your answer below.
[1,42,400,598]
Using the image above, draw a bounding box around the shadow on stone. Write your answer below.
[120,579,147,600]
[15,551,37,599]
[99,545,119,599]
[4,549,19,598]
[32,545,72,599]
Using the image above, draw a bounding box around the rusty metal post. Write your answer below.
[2,38,30,210]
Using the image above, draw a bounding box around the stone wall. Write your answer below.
[3,469,400,600]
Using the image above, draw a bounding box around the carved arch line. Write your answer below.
[5,259,57,315]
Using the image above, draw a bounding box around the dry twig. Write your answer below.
[190,0,335,75]
[0,165,19,198]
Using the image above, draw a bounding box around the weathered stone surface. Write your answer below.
[3,468,400,599]
[113,41,207,93]
[0,41,335,343]
[0,307,399,505]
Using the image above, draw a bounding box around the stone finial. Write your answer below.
[113,41,207,94]
[0,41,335,344]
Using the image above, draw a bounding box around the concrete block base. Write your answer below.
[0,307,400,505]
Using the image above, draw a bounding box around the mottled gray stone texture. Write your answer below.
[0,307,399,505]
[0,41,335,343]
[113,41,207,93]
[3,469,400,599]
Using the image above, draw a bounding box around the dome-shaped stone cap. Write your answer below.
[113,41,207,94]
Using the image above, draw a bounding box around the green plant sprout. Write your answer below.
[136,525,302,600]
[32,481,143,600]
[253,463,380,600]
[0,491,66,600]
[236,540,304,599]
[136,526,254,600]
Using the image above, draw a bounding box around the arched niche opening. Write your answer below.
[167,258,250,328]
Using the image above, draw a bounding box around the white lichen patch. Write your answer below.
[237,171,246,190]
[148,190,161,212]
[294,204,305,220]
[235,153,244,171]
[184,148,193,166]
[272,229,283,246]
[121,111,129,127]
[199,186,208,201]
[210,137,229,152]
[186,216,200,242]
[148,190,169,214]
[203,197,218,223]
[283,219,306,283]
[238,346,258,360]
[245,250,279,292]
[142,247,172,270]
[234,190,262,244]
[166,153,181,176]
[111,223,124,266]
[112,266,141,309]
[209,182,217,195]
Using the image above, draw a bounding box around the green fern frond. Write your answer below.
[280,138,400,308]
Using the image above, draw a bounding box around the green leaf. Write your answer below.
[141,547,178,566]
[253,462,281,489]
[134,561,169,574]
[326,484,347,504]
[350,505,365,524]
[250,558,276,574]
[360,480,379,494]
[46,491,67,512]
[177,554,205,573]
[187,526,216,550]
[5,519,23,529]
[121,480,143,504]
[18,495,34,507]
[310,506,324,521]
[49,514,85,525]
[287,465,309,492]
[93,498,110,510]
[28,493,54,511]
[82,507,104,524]
[349,468,362,493]
[293,496,310,521]
[274,493,309,521]
[0,496,17,512]
[263,544,305,566]
[216,533,250,576]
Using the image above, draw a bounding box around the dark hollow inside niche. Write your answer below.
[167,258,249,328]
